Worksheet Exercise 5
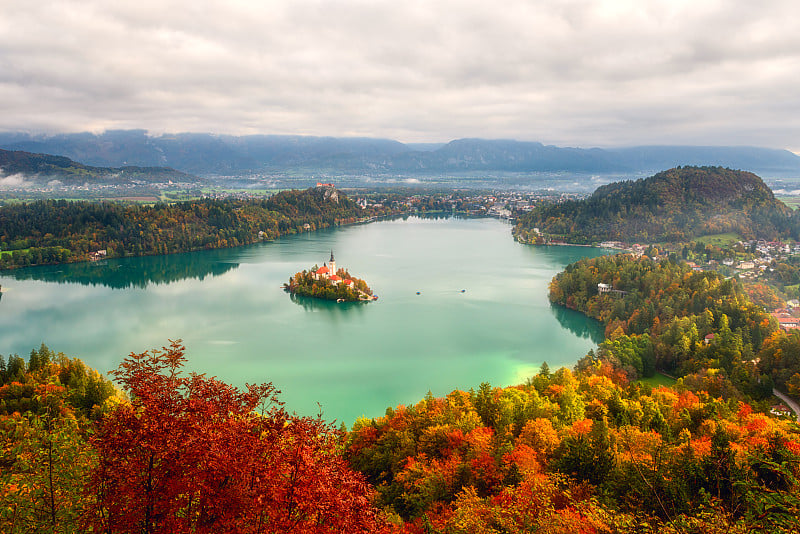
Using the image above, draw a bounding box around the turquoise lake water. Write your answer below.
[0,216,608,425]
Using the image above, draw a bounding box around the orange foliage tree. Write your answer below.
[84,340,377,534]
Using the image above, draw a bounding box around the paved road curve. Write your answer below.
[773,389,800,423]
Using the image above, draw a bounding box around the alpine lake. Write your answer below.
[0,216,610,426]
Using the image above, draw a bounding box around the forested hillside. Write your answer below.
[515,167,797,244]
[547,254,800,402]
[0,148,195,185]
[0,187,365,269]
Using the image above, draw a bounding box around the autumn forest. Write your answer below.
[2,172,800,533]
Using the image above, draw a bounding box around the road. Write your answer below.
[773,389,800,423]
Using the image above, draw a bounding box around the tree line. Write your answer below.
[0,187,367,270]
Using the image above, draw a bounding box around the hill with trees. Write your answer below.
[549,254,775,390]
[0,148,196,185]
[515,166,798,244]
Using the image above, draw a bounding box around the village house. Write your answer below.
[90,250,107,261]
[771,312,800,331]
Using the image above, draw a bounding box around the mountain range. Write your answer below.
[1,130,798,177]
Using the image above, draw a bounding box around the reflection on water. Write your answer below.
[6,250,239,289]
[289,292,369,314]
[549,303,605,345]
[0,217,610,424]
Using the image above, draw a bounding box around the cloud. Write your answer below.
[0,172,31,188]
[0,0,799,148]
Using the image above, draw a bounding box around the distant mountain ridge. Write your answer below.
[0,130,798,177]
[514,166,799,244]
[0,148,197,185]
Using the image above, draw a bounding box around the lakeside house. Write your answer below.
[90,250,107,261]
[598,283,628,297]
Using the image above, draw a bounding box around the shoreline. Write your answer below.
[0,211,515,273]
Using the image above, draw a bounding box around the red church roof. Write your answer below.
[317,265,330,274]
[343,279,353,285]
[330,275,342,281]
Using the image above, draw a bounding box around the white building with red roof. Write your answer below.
[315,265,330,278]
[312,251,349,286]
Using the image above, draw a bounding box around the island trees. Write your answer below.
[287,268,373,302]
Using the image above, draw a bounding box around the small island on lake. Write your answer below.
[286,251,375,302]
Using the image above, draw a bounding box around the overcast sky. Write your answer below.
[1,0,798,150]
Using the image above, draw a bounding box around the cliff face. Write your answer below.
[321,186,339,204]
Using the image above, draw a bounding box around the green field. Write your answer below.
[776,196,800,210]
[637,373,677,387]
[694,233,741,247]
[0,248,30,258]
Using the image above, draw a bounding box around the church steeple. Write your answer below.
[329,250,336,275]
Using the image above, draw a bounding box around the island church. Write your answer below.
[312,251,353,288]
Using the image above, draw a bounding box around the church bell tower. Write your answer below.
[329,250,336,275]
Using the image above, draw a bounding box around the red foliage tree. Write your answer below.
[84,340,376,533]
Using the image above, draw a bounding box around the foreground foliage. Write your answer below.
[346,368,800,533]
[3,338,800,533]
[1,342,378,533]
[0,345,118,533]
